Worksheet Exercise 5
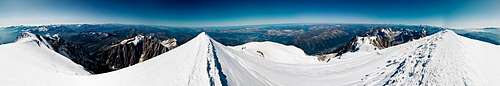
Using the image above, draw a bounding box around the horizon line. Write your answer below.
[1,22,497,29]
[0,22,449,28]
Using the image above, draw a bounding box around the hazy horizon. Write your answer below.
[1,0,499,29]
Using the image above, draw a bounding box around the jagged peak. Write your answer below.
[119,35,145,45]
[353,36,381,52]
[160,38,177,48]
[352,30,460,52]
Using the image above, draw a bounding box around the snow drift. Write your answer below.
[0,30,499,86]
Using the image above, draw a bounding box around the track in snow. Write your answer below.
[207,40,229,86]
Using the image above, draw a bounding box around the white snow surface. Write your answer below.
[230,41,319,64]
[0,30,499,86]
[0,34,90,86]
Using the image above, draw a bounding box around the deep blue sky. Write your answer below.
[1,0,499,28]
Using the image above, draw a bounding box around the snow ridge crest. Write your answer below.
[16,32,54,49]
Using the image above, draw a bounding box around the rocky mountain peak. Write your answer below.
[353,36,382,52]
[119,35,145,45]
[102,34,178,70]
[319,28,430,62]
[160,38,177,49]
[355,28,428,50]
[15,31,180,74]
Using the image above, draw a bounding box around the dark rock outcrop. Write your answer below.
[99,35,176,70]
[42,33,177,74]
[319,28,436,62]
[334,28,430,55]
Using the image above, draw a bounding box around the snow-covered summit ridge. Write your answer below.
[343,30,500,86]
[15,32,54,49]
[0,32,90,78]
[1,31,499,86]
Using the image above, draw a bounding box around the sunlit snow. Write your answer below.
[0,30,499,86]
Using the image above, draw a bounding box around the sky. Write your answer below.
[0,0,499,28]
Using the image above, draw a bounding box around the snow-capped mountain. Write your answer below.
[319,28,430,62]
[100,34,177,70]
[0,30,498,86]
[30,30,179,74]
[1,24,187,73]
[339,28,429,54]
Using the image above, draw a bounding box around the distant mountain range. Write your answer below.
[452,28,500,45]
[1,29,499,85]
[1,24,498,74]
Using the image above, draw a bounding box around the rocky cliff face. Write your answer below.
[40,33,177,74]
[319,28,431,62]
[99,35,176,70]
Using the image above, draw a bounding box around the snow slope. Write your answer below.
[212,30,500,86]
[230,42,318,64]
[0,32,89,86]
[0,30,499,86]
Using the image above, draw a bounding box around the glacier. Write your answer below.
[0,30,499,86]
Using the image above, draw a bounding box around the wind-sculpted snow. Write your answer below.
[0,30,499,86]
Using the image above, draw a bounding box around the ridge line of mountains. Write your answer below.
[1,24,498,74]
[1,29,499,85]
